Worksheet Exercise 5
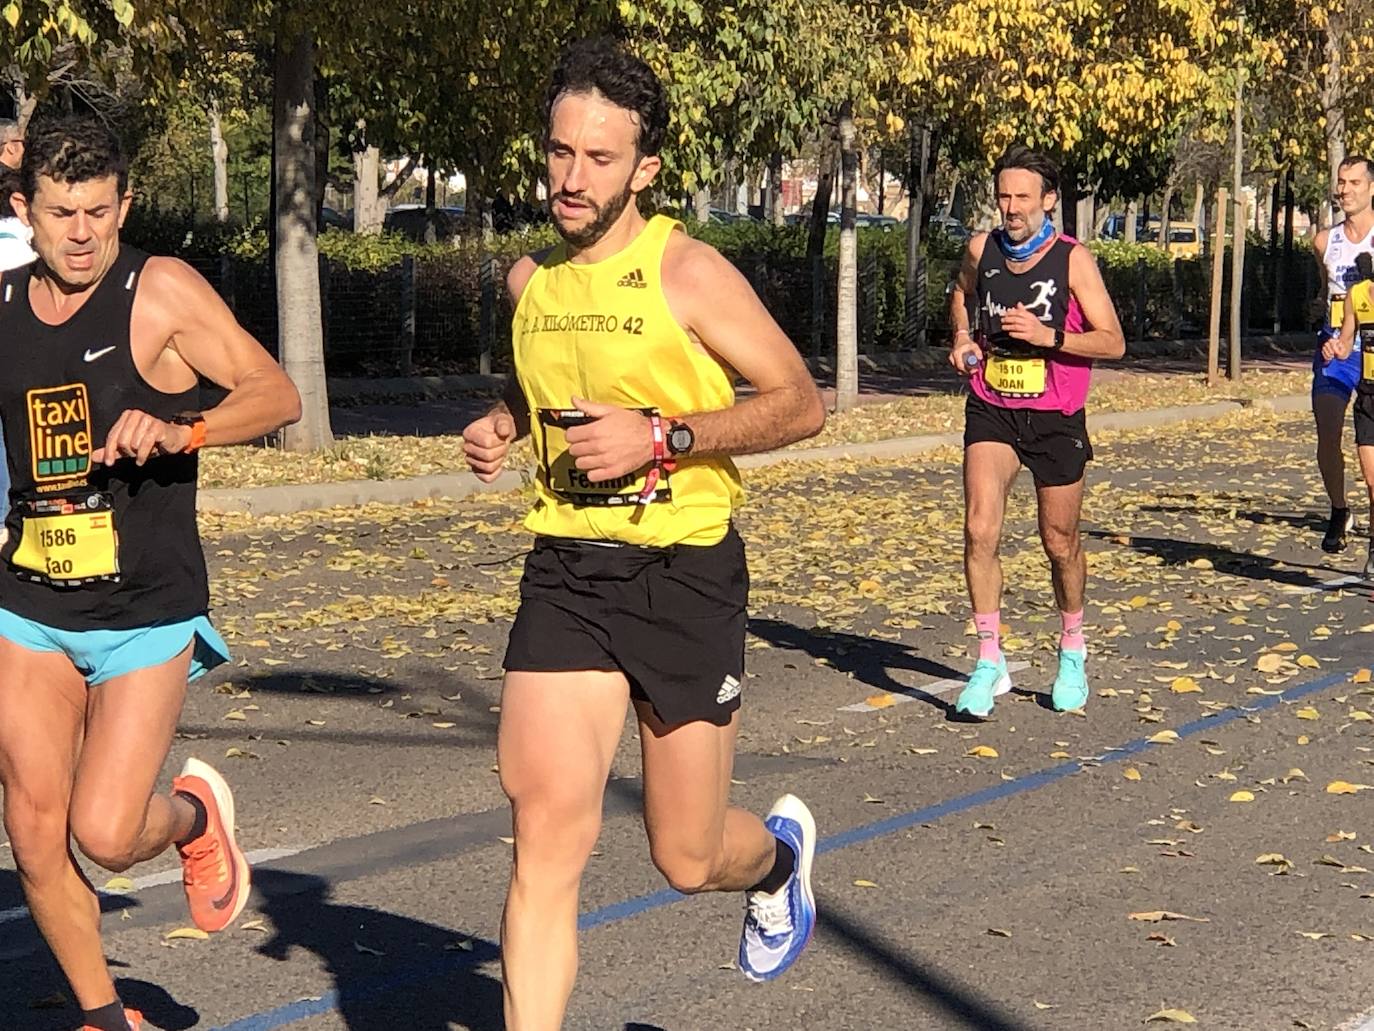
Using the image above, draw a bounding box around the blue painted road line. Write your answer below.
[212,666,1356,1030]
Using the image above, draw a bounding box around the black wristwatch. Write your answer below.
[666,420,694,456]
[1051,328,1066,350]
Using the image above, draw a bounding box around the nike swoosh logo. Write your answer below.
[83,346,116,362]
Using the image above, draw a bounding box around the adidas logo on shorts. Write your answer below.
[616,268,647,288]
[717,674,742,704]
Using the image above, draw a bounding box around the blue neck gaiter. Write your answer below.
[994,216,1056,260]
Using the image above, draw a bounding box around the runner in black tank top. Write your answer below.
[0,115,300,1031]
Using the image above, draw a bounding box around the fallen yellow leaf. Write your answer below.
[102,876,135,892]
[164,927,209,941]
[1297,655,1321,669]
[965,745,999,758]
[1229,790,1256,802]
[853,879,878,888]
[1355,669,1373,684]
[865,693,897,709]
[1145,1008,1198,1023]
[1129,911,1210,923]
[1170,677,1202,694]
[1148,730,1180,744]
[1328,781,1373,795]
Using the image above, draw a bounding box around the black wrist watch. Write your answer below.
[666,420,694,456]
[1051,328,1066,350]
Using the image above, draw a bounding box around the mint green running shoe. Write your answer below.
[955,657,1012,718]
[1051,648,1088,711]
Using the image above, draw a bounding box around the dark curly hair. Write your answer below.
[0,165,20,218]
[992,145,1060,197]
[20,114,127,200]
[544,38,668,157]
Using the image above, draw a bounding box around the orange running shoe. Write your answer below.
[80,1007,143,1030]
[173,757,251,932]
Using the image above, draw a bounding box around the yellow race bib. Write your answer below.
[11,493,119,584]
[1332,295,1347,328]
[984,355,1047,399]
[536,408,672,506]
[1364,346,1374,384]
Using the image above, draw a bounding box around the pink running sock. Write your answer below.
[1060,609,1085,653]
[973,611,1001,662]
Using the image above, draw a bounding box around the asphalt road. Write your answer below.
[6,406,1374,1031]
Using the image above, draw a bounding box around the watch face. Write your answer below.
[669,427,693,453]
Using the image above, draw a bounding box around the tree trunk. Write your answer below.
[274,29,333,451]
[353,143,383,234]
[209,104,230,223]
[1157,181,1175,252]
[904,121,930,349]
[767,152,783,226]
[807,128,836,259]
[693,188,711,222]
[424,164,437,244]
[1192,181,1205,235]
[1323,11,1347,220]
[1076,192,1095,240]
[1094,202,1111,237]
[1229,66,1246,381]
[835,102,859,413]
[1125,198,1139,242]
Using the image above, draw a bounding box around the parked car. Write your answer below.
[320,205,353,231]
[1140,219,1203,258]
[928,214,971,242]
[383,204,466,241]
[855,213,899,230]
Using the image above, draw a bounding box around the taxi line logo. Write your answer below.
[28,384,92,481]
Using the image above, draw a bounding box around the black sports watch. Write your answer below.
[666,420,694,456]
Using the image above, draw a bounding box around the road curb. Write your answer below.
[196,393,1311,515]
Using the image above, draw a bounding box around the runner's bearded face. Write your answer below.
[545,90,656,249]
[1336,162,1373,218]
[16,173,128,291]
[995,167,1056,245]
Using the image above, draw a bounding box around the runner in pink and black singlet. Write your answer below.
[947,145,1126,719]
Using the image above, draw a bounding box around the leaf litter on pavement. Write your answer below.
[188,398,1374,1022]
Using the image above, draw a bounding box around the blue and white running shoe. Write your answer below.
[738,794,816,982]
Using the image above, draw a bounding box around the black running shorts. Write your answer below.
[1355,392,1374,447]
[964,393,1093,487]
[503,527,749,727]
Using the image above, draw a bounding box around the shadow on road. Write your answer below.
[254,868,504,1030]
[1085,530,1342,590]
[819,897,1034,1031]
[748,617,964,716]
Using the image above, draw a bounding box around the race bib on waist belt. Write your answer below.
[1332,295,1347,329]
[1363,331,1374,381]
[536,408,672,506]
[10,492,120,585]
[984,354,1047,399]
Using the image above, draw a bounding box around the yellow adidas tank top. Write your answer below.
[513,214,743,547]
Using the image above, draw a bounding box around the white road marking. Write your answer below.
[1291,574,1365,595]
[1335,1005,1374,1031]
[0,845,302,927]
[839,661,1032,712]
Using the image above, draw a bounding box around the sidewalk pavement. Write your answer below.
[200,392,1311,516]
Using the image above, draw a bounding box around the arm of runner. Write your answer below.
[564,237,825,481]
[95,256,301,465]
[462,258,536,481]
[1003,245,1125,359]
[948,234,985,374]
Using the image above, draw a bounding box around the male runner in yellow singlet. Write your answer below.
[463,38,826,1030]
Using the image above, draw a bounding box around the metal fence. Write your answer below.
[188,244,1321,377]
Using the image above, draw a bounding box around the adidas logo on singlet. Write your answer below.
[616,268,647,288]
